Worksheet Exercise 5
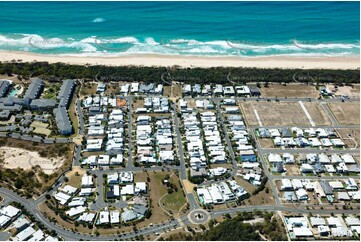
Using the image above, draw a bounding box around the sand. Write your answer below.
[0,50,359,69]
[0,146,65,174]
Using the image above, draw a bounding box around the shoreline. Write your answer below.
[0,50,359,69]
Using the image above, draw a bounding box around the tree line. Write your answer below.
[0,61,359,84]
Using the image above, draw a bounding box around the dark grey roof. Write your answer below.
[0,80,11,97]
[54,107,72,135]
[0,110,10,118]
[133,204,148,215]
[30,99,57,109]
[58,79,76,108]
[24,78,44,100]
[320,180,333,195]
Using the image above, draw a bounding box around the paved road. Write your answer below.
[76,99,85,135]
[216,99,238,177]
[73,145,81,166]
[126,96,134,169]
[171,103,187,180]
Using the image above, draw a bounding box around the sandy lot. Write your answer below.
[335,128,360,148]
[328,102,360,125]
[0,146,65,174]
[326,84,360,98]
[261,84,319,98]
[303,103,332,126]
[30,121,52,136]
[241,101,307,126]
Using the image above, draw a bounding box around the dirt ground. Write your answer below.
[80,82,97,97]
[182,179,195,194]
[261,84,319,98]
[133,98,144,110]
[335,128,360,148]
[171,84,182,99]
[0,146,65,174]
[285,164,301,176]
[326,84,360,98]
[328,102,360,125]
[257,138,275,148]
[241,101,308,126]
[163,86,171,97]
[303,103,332,126]
[64,167,86,187]
[30,121,52,136]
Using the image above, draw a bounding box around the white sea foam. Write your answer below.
[0,34,358,57]
[92,17,105,23]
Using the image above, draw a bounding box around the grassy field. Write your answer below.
[68,93,79,136]
[241,101,307,126]
[328,102,360,125]
[134,171,174,229]
[261,84,319,98]
[161,175,187,211]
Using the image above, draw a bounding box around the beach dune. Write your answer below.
[0,51,359,69]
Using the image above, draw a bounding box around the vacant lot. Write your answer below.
[328,102,360,125]
[303,103,332,126]
[161,174,186,212]
[31,121,52,136]
[326,84,360,98]
[258,139,275,148]
[241,101,307,126]
[261,84,319,98]
[336,128,360,148]
[171,84,182,99]
[0,146,64,174]
[285,164,301,176]
[80,82,97,96]
[163,86,171,97]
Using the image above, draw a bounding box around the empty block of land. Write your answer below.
[328,102,360,125]
[260,84,319,98]
[303,102,332,126]
[241,101,310,126]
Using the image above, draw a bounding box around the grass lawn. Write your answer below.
[161,175,186,211]
[68,92,79,136]
[42,84,60,99]
[64,167,85,187]
[135,171,172,228]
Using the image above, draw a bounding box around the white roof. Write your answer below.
[66,206,86,217]
[44,235,58,241]
[0,205,20,218]
[0,215,11,228]
[310,217,326,226]
[110,211,120,224]
[345,217,360,226]
[293,227,313,237]
[79,212,96,223]
[327,217,342,227]
[54,192,71,205]
[28,229,44,241]
[99,211,109,224]
[60,185,77,195]
[121,184,134,195]
[135,182,147,193]
[16,226,36,241]
[81,175,93,187]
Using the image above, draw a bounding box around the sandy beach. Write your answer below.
[0,50,359,69]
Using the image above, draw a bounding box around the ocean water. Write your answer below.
[0,1,359,57]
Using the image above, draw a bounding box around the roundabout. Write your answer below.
[187,209,210,224]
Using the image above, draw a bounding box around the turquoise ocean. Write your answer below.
[0,1,359,57]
